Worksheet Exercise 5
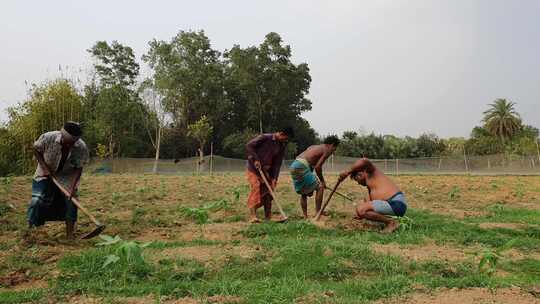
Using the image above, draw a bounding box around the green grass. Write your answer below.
[464,204,540,226]
[1,174,539,303]
[0,289,45,304]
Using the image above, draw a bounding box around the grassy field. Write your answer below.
[0,174,539,303]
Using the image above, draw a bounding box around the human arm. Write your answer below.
[338,158,373,181]
[313,149,333,187]
[246,135,267,169]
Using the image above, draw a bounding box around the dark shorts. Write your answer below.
[372,192,407,217]
[27,178,78,226]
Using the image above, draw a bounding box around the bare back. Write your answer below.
[297,145,327,167]
[366,168,400,201]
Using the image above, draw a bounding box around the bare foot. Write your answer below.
[381,221,399,234]
[271,216,288,223]
[249,217,262,224]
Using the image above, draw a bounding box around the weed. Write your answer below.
[392,216,414,231]
[180,207,209,225]
[476,239,518,276]
[448,186,460,200]
[131,207,148,225]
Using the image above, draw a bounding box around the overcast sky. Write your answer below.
[1,0,539,138]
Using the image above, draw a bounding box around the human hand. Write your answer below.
[254,160,262,170]
[338,171,349,182]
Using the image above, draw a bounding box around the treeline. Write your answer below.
[0,29,538,175]
[338,99,539,159]
[0,31,317,175]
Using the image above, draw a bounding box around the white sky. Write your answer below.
[1,0,539,138]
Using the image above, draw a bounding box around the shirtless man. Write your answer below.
[289,136,340,218]
[338,158,407,233]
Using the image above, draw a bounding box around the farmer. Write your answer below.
[290,135,340,219]
[245,127,294,223]
[27,122,89,239]
[338,158,407,233]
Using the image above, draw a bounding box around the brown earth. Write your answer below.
[377,287,540,304]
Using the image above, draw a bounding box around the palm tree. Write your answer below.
[482,99,522,144]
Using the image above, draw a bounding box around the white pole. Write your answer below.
[210,142,214,175]
[536,138,540,163]
[463,145,469,173]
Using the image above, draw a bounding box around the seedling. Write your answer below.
[181,207,209,225]
[97,234,152,269]
[448,186,461,200]
[476,239,517,276]
[390,216,414,231]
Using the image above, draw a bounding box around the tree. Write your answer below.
[222,129,258,158]
[482,99,522,144]
[88,41,140,88]
[224,32,312,133]
[139,80,169,173]
[416,133,446,157]
[187,115,213,173]
[5,79,83,173]
[143,30,226,128]
[86,41,152,158]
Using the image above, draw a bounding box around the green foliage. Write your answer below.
[221,129,258,158]
[337,132,446,159]
[187,115,213,151]
[180,199,232,224]
[180,207,209,225]
[482,99,522,143]
[476,239,518,276]
[88,40,140,88]
[4,79,83,174]
[393,216,415,231]
[96,234,152,269]
[448,186,461,200]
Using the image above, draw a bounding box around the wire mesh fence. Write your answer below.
[88,154,540,175]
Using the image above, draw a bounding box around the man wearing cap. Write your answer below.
[27,122,89,239]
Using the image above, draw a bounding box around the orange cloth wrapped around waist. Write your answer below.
[246,170,273,209]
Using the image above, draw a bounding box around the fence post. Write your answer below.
[210,142,214,175]
[487,157,491,170]
[331,154,334,172]
[385,159,388,172]
[438,157,442,171]
[395,159,399,176]
[463,146,469,174]
[536,139,540,163]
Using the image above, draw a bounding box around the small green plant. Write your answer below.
[96,234,152,268]
[180,207,209,225]
[476,239,517,276]
[203,199,230,211]
[232,188,241,203]
[111,191,124,203]
[392,216,414,231]
[448,186,461,200]
[131,207,148,225]
[513,184,525,199]
[136,186,150,193]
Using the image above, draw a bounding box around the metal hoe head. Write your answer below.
[81,224,106,239]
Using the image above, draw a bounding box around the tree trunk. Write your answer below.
[152,125,162,174]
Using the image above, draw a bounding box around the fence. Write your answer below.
[88,154,540,175]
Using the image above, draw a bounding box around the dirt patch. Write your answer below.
[428,208,486,219]
[205,295,244,303]
[0,270,31,288]
[377,287,539,304]
[150,244,257,265]
[371,241,473,262]
[134,222,247,243]
[478,222,528,230]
